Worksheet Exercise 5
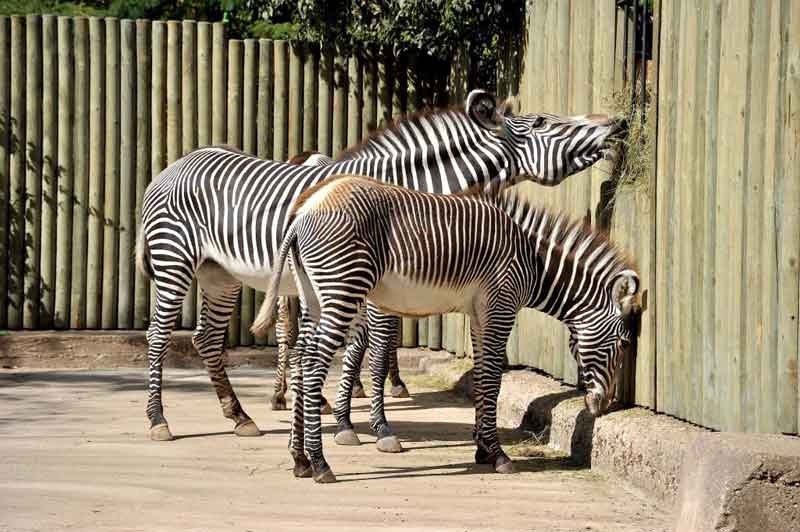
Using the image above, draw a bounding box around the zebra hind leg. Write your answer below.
[195,263,259,436]
[366,309,404,453]
[271,296,294,410]
[333,317,368,446]
[388,347,409,398]
[145,272,194,441]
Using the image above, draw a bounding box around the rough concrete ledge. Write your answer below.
[0,330,276,369]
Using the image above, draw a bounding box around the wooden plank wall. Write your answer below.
[509,0,799,434]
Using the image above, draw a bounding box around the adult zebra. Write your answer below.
[252,175,640,482]
[135,89,626,441]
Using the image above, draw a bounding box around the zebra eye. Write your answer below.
[530,116,545,130]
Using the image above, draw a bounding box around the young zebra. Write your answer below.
[252,176,640,483]
[136,89,626,442]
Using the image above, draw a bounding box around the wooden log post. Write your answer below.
[331,52,347,157]
[101,17,120,330]
[149,21,167,317]
[0,16,9,329]
[318,46,333,156]
[303,44,317,152]
[133,19,151,329]
[23,15,42,329]
[0,20,8,325]
[197,22,212,150]
[53,16,74,329]
[211,23,226,145]
[427,314,442,350]
[273,40,289,162]
[39,15,57,329]
[226,39,243,346]
[69,17,89,329]
[117,19,136,329]
[362,56,377,137]
[7,16,25,329]
[239,38,258,346]
[346,54,362,148]
[254,38,273,346]
[180,20,197,330]
[288,42,302,157]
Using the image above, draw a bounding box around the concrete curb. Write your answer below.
[417,355,800,532]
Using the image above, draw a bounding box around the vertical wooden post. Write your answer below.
[331,52,347,157]
[197,22,212,150]
[180,20,197,329]
[7,16,25,329]
[239,38,258,346]
[53,16,74,328]
[303,44,317,152]
[377,53,391,128]
[273,40,289,162]
[117,19,136,329]
[346,54,362,147]
[227,39,243,346]
[362,56,377,136]
[417,316,428,348]
[211,23,226,145]
[69,17,88,329]
[288,42,303,157]
[23,15,42,329]
[40,15,57,328]
[255,38,273,346]
[85,17,105,329]
[427,314,442,350]
[318,46,333,155]
[101,17,120,330]
[133,19,151,329]
[150,21,167,315]
[0,16,9,329]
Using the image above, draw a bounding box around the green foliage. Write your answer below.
[0,0,110,16]
[249,20,299,40]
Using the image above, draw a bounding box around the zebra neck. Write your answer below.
[333,112,518,194]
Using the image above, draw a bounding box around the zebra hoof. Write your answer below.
[149,423,174,442]
[390,384,410,398]
[320,400,333,416]
[494,455,515,474]
[234,420,261,437]
[270,394,288,411]
[312,466,337,484]
[376,435,404,453]
[351,385,367,399]
[293,458,313,478]
[334,429,362,446]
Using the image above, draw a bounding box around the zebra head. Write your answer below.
[466,90,627,185]
[573,269,641,417]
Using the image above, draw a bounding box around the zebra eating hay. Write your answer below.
[252,176,641,483]
[135,89,626,442]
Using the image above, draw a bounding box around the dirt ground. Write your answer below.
[0,368,670,532]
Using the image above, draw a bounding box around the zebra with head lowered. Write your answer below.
[135,89,626,441]
[253,175,640,483]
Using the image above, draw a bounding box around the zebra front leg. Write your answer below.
[288,320,312,478]
[271,296,295,410]
[367,309,403,453]
[194,285,260,437]
[333,318,368,446]
[472,316,515,474]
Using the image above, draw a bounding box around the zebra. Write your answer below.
[251,175,640,483]
[135,89,627,441]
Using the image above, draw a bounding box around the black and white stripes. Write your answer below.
[254,176,640,482]
[135,88,626,441]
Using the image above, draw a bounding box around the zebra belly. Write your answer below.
[368,272,477,317]
[201,252,300,296]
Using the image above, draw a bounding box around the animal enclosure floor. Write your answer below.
[0,368,670,532]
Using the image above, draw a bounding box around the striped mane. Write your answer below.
[336,105,472,161]
[491,192,635,275]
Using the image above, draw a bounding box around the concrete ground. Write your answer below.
[0,368,670,532]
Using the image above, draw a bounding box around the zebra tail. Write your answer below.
[135,226,154,280]
[250,221,298,337]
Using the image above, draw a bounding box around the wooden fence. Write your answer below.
[0,15,469,347]
[481,0,800,435]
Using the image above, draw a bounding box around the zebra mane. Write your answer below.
[336,105,475,161]
[489,192,636,274]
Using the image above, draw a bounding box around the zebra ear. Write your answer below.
[497,96,517,117]
[466,89,503,132]
[611,269,640,316]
